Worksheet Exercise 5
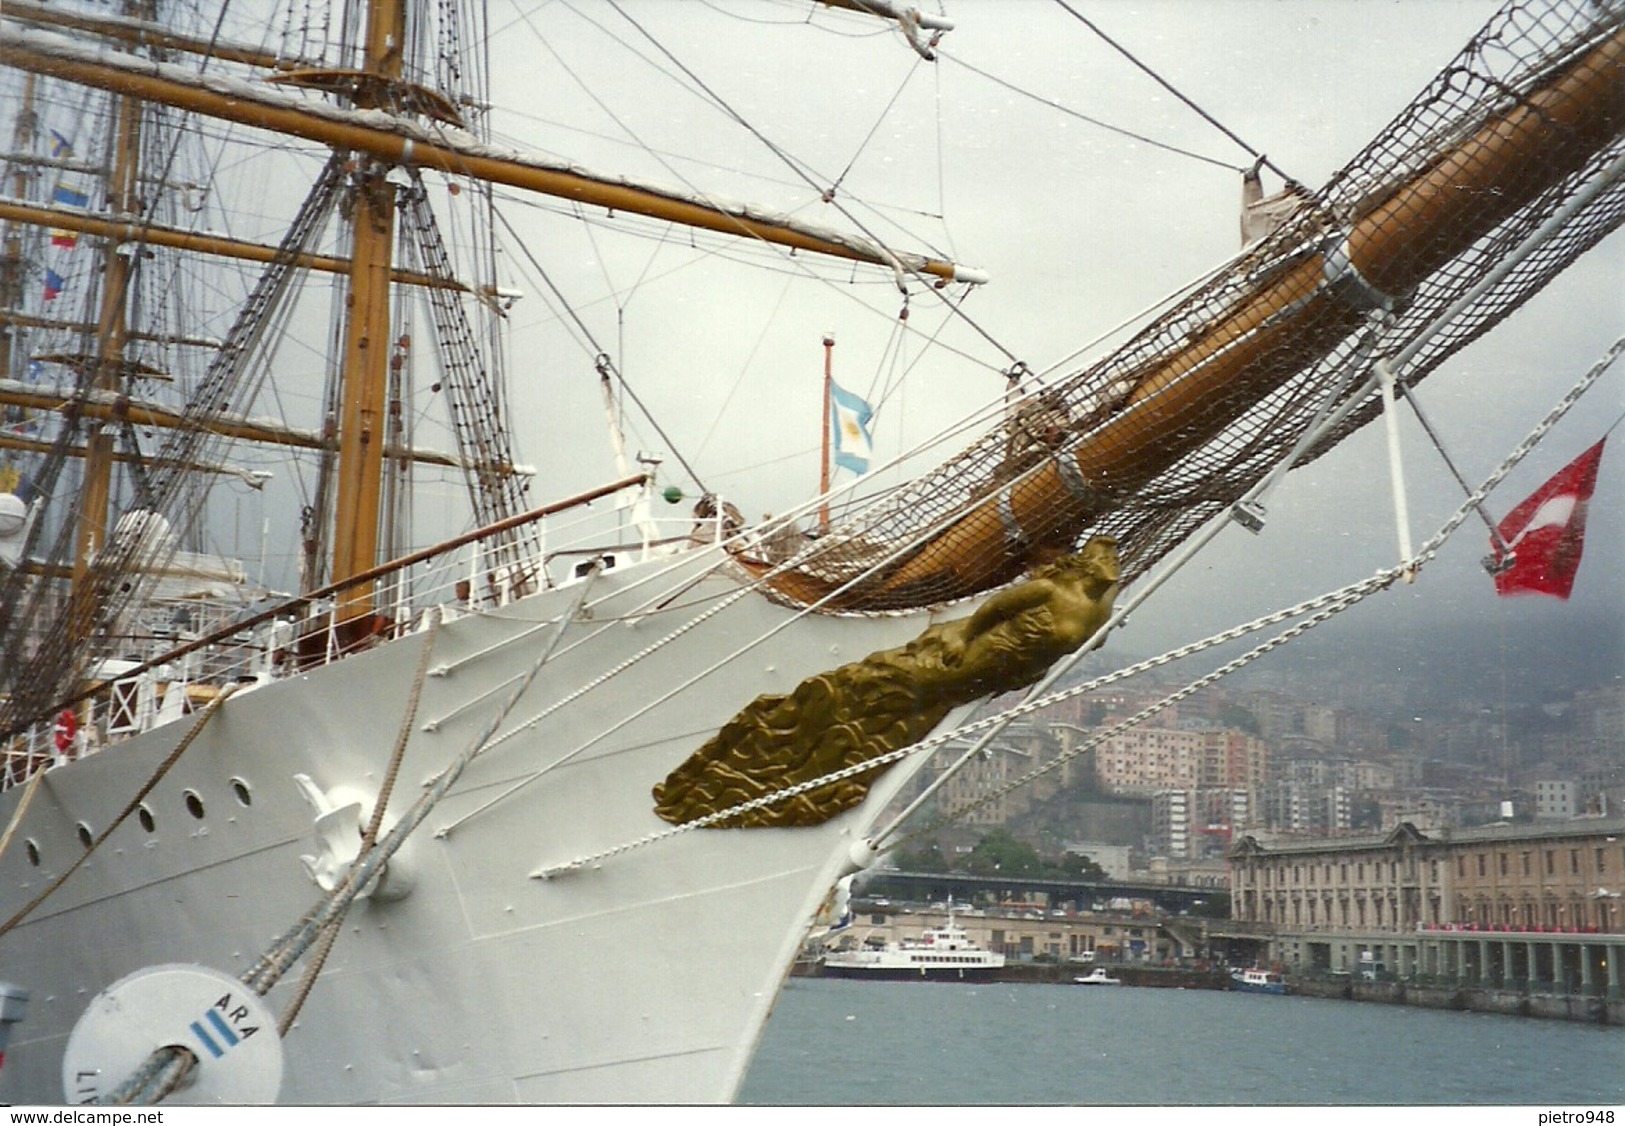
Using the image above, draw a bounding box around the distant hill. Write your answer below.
[1272,603,1622,710]
[1056,597,1621,720]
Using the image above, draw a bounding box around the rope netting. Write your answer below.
[777,0,1625,613]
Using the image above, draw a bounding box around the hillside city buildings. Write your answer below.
[858,670,1624,1012]
[912,673,1625,882]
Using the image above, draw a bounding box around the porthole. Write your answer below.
[138,804,156,833]
[184,790,206,819]
[24,839,39,867]
[76,822,94,849]
[230,778,252,807]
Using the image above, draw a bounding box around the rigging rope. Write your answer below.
[489,205,712,495]
[934,48,1246,173]
[1049,0,1291,182]
[827,55,926,200]
[107,569,585,1105]
[533,327,1624,875]
[273,610,444,1038]
[602,0,1028,370]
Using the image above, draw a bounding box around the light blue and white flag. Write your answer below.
[829,380,874,474]
[52,183,89,210]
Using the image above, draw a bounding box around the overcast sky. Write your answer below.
[470,0,1622,681]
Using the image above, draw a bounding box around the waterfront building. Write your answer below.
[1570,684,1625,745]
[918,723,1064,826]
[1375,790,1460,833]
[1145,854,1229,889]
[1224,818,1625,1005]
[1061,841,1133,880]
[1149,789,1249,862]
[1230,817,1625,934]
[1198,729,1270,790]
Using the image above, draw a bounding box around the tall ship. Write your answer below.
[0,0,1620,1105]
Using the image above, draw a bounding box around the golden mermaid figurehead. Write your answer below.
[654,536,1120,828]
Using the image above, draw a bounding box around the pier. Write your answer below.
[1208,920,1625,1022]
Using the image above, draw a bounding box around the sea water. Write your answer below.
[737,978,1625,1106]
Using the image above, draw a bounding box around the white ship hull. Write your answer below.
[0,548,955,1104]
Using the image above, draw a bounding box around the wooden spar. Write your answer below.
[1,0,300,72]
[818,0,954,32]
[1348,31,1625,292]
[774,21,1625,611]
[0,27,984,287]
[0,201,468,293]
[0,306,220,348]
[0,379,495,471]
[0,430,268,480]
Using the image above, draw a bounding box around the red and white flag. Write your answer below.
[1490,439,1606,599]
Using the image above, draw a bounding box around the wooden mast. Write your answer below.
[0,74,34,396]
[68,1,150,647]
[326,0,405,632]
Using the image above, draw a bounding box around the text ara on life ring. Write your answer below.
[62,965,283,1105]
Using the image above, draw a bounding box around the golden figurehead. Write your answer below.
[654,535,1120,827]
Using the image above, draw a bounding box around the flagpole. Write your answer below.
[820,333,833,531]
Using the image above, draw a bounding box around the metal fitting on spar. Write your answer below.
[1322,235,1398,313]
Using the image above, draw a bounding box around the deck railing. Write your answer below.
[0,473,773,789]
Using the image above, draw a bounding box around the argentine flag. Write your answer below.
[829,380,874,474]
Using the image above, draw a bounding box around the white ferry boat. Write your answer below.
[821,917,1005,982]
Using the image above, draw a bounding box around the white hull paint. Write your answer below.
[0,548,956,1104]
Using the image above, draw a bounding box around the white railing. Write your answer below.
[2,473,751,790]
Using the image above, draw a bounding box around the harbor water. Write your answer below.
[737,978,1624,1106]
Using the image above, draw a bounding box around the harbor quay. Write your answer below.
[1210,918,1625,1022]
[811,817,1625,1021]
[811,901,1625,1020]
